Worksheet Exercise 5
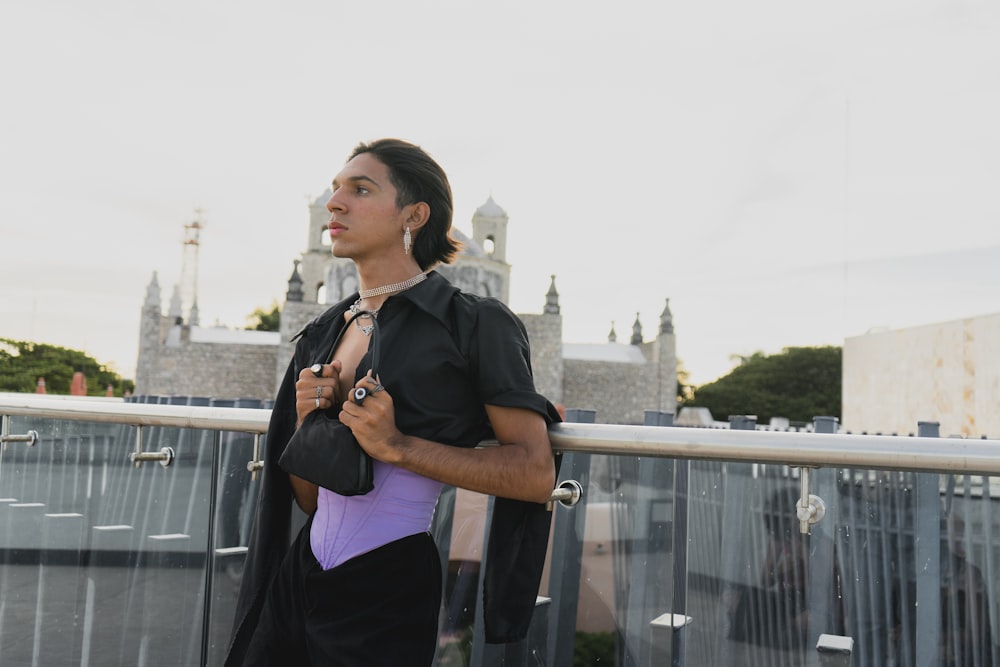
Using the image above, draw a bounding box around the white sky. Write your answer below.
[1,0,998,386]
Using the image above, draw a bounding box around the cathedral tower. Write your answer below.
[471,196,508,263]
[297,190,335,304]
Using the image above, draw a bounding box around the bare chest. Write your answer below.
[333,312,376,399]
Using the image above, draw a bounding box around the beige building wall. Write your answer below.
[843,313,1000,438]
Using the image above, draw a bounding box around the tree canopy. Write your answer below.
[0,338,134,396]
[682,345,841,425]
[246,303,281,332]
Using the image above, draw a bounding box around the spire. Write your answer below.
[189,298,201,327]
[144,272,161,310]
[631,312,643,345]
[286,260,304,302]
[660,298,674,334]
[544,275,560,314]
[168,285,183,324]
[608,321,617,343]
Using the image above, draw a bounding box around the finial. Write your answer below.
[660,298,674,334]
[286,259,304,302]
[631,312,643,345]
[544,275,560,314]
[608,321,617,343]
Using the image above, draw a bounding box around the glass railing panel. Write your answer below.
[542,452,678,666]
[538,453,1000,667]
[682,461,829,666]
[432,485,491,665]
[7,397,1000,667]
[0,412,217,666]
[204,421,265,665]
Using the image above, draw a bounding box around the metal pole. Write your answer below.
[914,421,942,667]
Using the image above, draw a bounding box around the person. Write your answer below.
[226,138,561,666]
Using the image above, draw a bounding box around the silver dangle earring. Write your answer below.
[403,227,412,255]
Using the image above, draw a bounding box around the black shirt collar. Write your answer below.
[294,270,461,342]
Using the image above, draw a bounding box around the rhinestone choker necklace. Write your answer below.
[358,272,427,299]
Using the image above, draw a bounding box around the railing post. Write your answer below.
[666,413,689,667]
[546,408,595,667]
[718,415,756,666]
[807,417,842,665]
[915,421,942,667]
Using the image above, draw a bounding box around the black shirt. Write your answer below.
[227,271,560,664]
[292,269,559,447]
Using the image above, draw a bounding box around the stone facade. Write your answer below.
[521,310,564,407]
[843,313,1000,437]
[135,196,678,424]
[134,279,280,400]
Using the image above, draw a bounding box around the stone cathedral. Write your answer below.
[135,194,678,424]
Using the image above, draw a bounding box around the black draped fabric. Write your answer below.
[226,271,561,665]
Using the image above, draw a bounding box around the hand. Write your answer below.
[294,361,342,427]
[339,372,402,462]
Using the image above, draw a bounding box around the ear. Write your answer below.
[402,201,430,233]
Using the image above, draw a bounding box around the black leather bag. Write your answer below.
[277,310,380,496]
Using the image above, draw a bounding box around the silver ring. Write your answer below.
[315,386,323,399]
[371,383,385,394]
[351,387,368,405]
[310,364,323,377]
[314,397,320,408]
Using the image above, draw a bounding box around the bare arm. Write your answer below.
[340,386,555,504]
[290,475,319,513]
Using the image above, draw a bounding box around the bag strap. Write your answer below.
[322,310,380,379]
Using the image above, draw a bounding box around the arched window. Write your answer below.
[483,235,496,257]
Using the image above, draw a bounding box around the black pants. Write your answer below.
[244,524,442,666]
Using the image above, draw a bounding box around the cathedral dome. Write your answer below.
[475,196,507,218]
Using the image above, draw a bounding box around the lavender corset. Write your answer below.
[310,461,443,570]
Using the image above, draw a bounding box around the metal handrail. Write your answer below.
[548,422,1000,475]
[3,394,1000,475]
[0,394,269,433]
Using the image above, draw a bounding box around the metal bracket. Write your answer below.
[547,479,583,511]
[128,425,175,468]
[1,415,38,449]
[796,467,826,534]
[246,433,264,481]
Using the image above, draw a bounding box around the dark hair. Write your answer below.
[349,138,461,270]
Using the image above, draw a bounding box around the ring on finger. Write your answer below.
[315,386,323,399]
[314,397,320,408]
[310,364,323,377]
[371,383,385,394]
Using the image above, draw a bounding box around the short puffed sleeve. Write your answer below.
[463,297,561,424]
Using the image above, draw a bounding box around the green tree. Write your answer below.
[682,346,841,424]
[246,303,281,332]
[0,339,135,396]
